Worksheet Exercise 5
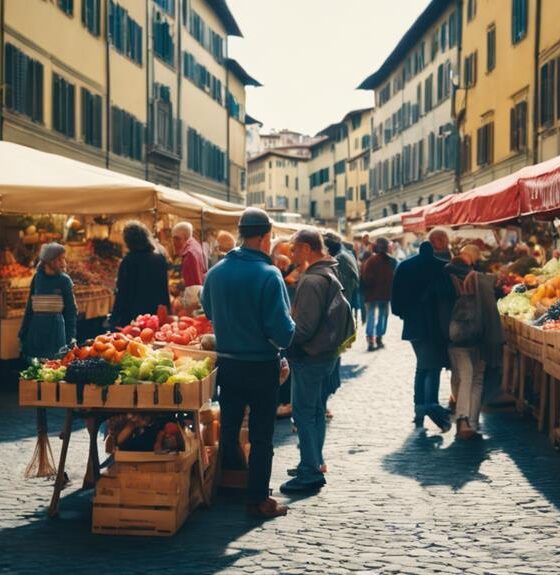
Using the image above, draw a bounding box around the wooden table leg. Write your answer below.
[517,355,527,412]
[550,378,558,443]
[501,346,512,394]
[538,370,548,433]
[193,410,210,508]
[48,409,73,518]
[83,416,100,489]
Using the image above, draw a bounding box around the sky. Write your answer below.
[227,0,429,136]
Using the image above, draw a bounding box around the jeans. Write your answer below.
[411,341,449,426]
[448,347,486,430]
[217,357,280,504]
[365,301,390,338]
[291,358,338,483]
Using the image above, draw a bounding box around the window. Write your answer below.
[477,122,494,166]
[378,83,391,107]
[487,26,496,73]
[436,136,444,171]
[82,0,100,36]
[81,88,102,148]
[464,52,478,88]
[512,0,528,44]
[449,11,457,48]
[510,101,528,151]
[460,135,472,173]
[285,175,289,188]
[108,1,142,65]
[187,128,226,182]
[226,91,244,122]
[52,74,75,138]
[467,0,476,22]
[351,115,361,130]
[111,106,144,160]
[58,0,73,16]
[425,74,433,113]
[540,60,555,126]
[437,64,451,102]
[188,9,224,64]
[361,134,371,149]
[183,52,223,105]
[295,177,299,191]
[309,168,330,189]
[4,44,44,123]
[154,0,175,15]
[427,133,435,172]
[431,31,439,61]
[346,187,354,201]
[360,184,367,201]
[334,160,346,175]
[440,23,448,52]
[153,18,174,66]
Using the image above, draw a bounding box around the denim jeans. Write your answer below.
[411,342,449,426]
[291,358,338,483]
[365,301,390,338]
[217,357,280,504]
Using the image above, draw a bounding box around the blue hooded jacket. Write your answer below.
[202,247,295,361]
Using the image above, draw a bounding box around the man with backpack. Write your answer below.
[281,229,355,494]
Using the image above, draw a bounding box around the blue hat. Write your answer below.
[39,242,65,264]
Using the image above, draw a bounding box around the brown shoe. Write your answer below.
[246,497,288,519]
[456,419,480,440]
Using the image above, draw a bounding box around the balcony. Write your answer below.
[147,99,181,161]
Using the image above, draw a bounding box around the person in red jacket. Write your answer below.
[172,222,207,288]
[361,237,397,351]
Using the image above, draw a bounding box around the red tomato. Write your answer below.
[178,321,187,331]
[171,333,189,346]
[129,326,141,338]
[140,328,154,343]
[155,331,167,341]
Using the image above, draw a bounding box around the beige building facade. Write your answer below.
[359,0,460,220]
[1,0,254,204]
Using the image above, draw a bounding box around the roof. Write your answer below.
[207,0,243,37]
[248,150,310,164]
[357,0,453,91]
[226,59,262,87]
[308,136,330,149]
[245,114,262,126]
[342,107,374,122]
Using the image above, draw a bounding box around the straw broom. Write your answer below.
[24,408,57,479]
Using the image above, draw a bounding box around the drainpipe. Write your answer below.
[145,0,150,181]
[225,39,231,202]
[176,0,182,188]
[533,0,542,165]
[105,0,111,168]
[453,0,463,193]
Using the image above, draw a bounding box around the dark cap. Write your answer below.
[238,207,272,238]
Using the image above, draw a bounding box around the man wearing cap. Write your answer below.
[202,208,295,519]
[19,243,78,360]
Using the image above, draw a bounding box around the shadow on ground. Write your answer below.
[0,488,261,575]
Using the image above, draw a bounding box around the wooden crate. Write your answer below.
[526,325,545,344]
[82,384,104,407]
[543,331,560,363]
[104,385,135,409]
[517,336,543,362]
[59,382,77,407]
[112,446,198,475]
[136,383,156,409]
[37,381,58,406]
[19,379,39,406]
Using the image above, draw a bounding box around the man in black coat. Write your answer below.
[391,240,450,432]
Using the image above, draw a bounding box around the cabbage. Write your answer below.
[498,293,535,317]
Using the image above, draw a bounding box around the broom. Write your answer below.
[24,408,57,479]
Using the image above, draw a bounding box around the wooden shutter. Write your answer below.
[53,75,60,133]
[510,107,517,151]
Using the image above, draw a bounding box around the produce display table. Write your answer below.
[19,369,218,532]
[501,316,560,443]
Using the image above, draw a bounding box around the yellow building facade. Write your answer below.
[459,0,537,189]
[1,0,253,203]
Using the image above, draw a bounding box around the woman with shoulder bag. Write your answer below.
[439,255,503,440]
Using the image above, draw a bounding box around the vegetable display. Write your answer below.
[65,358,121,387]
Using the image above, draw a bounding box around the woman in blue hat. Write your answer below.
[19,242,78,360]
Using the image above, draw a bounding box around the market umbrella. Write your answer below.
[519,155,560,218]
[0,142,157,215]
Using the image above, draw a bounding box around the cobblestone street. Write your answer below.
[1,320,560,575]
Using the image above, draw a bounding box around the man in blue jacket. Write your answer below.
[202,208,295,519]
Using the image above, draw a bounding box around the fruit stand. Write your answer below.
[18,333,221,536]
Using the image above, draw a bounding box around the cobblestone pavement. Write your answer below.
[1,320,560,575]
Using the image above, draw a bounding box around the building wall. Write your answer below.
[537,0,560,161]
[460,0,536,191]
[308,140,336,222]
[345,109,372,221]
[2,0,248,203]
[367,3,459,220]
